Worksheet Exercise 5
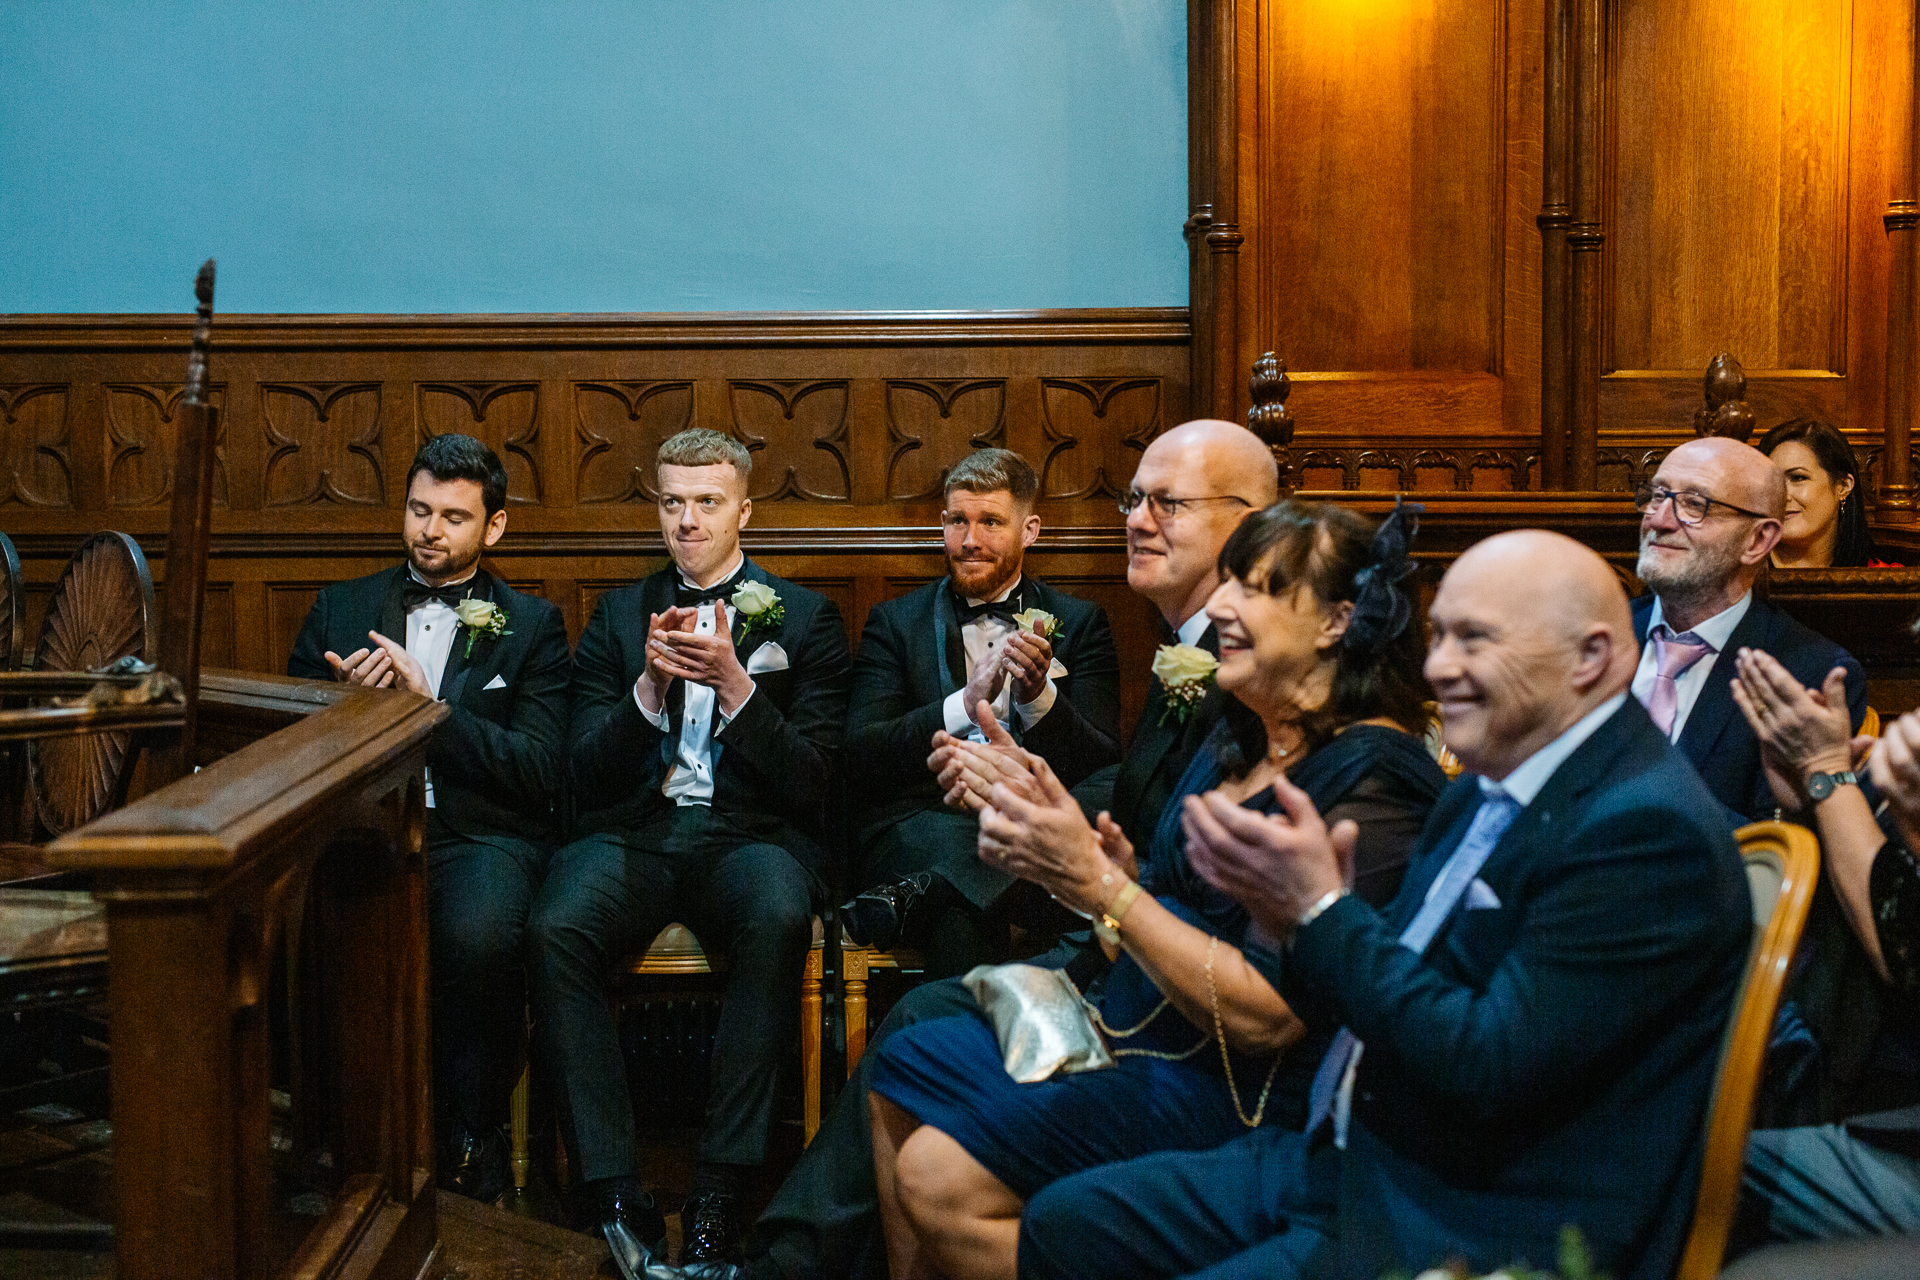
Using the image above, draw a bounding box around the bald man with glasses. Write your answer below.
[1630,436,1866,823]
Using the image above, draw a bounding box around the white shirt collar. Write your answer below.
[407,564,479,592]
[1481,692,1629,807]
[1175,611,1211,647]
[678,551,745,594]
[1646,590,1752,653]
[961,575,1023,608]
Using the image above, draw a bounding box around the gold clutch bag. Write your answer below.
[962,963,1115,1083]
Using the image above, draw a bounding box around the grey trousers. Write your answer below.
[1744,1116,1920,1243]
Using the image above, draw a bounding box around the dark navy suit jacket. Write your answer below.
[287,564,572,846]
[1286,696,1752,1280]
[1631,592,1865,823]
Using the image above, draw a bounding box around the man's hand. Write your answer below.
[636,606,698,712]
[1183,773,1355,938]
[1872,712,1920,855]
[1730,650,1854,807]
[929,699,1041,811]
[365,630,434,697]
[1094,810,1139,882]
[961,642,1011,717]
[650,607,755,716]
[325,643,396,688]
[976,755,1113,912]
[1000,630,1054,706]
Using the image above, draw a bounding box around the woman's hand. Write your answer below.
[977,755,1116,913]
[1730,649,1854,808]
[1872,712,1920,856]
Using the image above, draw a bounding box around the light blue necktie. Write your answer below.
[1304,789,1522,1147]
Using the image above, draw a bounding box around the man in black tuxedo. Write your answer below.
[658,421,1279,1280]
[1021,531,1752,1280]
[288,433,571,1205]
[525,428,850,1274]
[1629,436,1865,822]
[843,448,1121,976]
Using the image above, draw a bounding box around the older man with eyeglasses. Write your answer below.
[1630,435,1865,822]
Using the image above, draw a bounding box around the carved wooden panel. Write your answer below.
[104,382,228,508]
[0,384,73,508]
[1280,442,1536,493]
[266,584,326,677]
[416,382,540,503]
[1254,0,1503,374]
[1609,0,1850,373]
[262,383,384,506]
[729,380,852,502]
[575,381,695,504]
[1039,378,1162,500]
[885,379,1007,500]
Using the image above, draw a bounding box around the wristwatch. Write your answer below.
[1805,769,1860,802]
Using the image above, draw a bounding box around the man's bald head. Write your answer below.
[1125,420,1280,626]
[1427,530,1636,780]
[1637,437,1786,630]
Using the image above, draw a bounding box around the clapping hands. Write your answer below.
[1183,774,1356,939]
[1729,648,1864,810]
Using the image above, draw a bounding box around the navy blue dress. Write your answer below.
[868,722,1445,1198]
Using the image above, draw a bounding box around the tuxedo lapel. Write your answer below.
[934,584,966,694]
[727,558,769,665]
[437,570,497,703]
[377,568,407,651]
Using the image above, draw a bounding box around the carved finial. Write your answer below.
[1693,351,1756,442]
[183,258,215,407]
[1248,352,1294,447]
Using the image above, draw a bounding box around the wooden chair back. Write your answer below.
[1674,820,1821,1280]
[1863,704,1882,738]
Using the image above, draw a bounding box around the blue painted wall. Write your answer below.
[1,1,1187,314]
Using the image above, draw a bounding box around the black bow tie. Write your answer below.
[676,577,739,608]
[954,597,1019,628]
[403,578,476,610]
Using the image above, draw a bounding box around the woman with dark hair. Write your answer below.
[1757,417,1882,567]
[865,499,1448,1280]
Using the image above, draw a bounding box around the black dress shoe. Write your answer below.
[841,872,935,949]
[439,1124,510,1205]
[680,1190,742,1265]
[593,1181,669,1280]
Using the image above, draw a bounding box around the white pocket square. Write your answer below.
[1047,658,1068,679]
[482,674,508,691]
[1465,878,1501,910]
[746,642,790,675]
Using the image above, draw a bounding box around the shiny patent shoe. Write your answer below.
[438,1124,510,1205]
[679,1189,742,1265]
[840,872,935,949]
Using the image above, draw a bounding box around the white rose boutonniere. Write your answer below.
[1151,642,1219,724]
[1013,607,1060,641]
[730,579,784,642]
[453,597,511,658]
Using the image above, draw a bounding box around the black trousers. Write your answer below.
[753,975,983,1280]
[526,808,813,1181]
[426,822,546,1145]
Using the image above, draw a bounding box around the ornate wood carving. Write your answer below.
[884,379,1007,501]
[1246,354,1293,448]
[28,532,157,836]
[0,383,73,508]
[1694,353,1758,442]
[261,382,383,506]
[104,382,229,508]
[575,381,694,504]
[417,381,541,503]
[1038,377,1161,500]
[728,380,852,502]
[1281,443,1539,493]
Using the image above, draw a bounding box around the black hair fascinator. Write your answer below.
[1344,497,1422,657]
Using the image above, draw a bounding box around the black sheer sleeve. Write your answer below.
[1870,828,1920,994]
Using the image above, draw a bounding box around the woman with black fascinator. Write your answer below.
[864,498,1447,1280]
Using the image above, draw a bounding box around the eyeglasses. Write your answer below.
[1118,490,1253,520]
[1633,484,1771,526]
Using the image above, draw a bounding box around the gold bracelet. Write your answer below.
[1093,880,1143,946]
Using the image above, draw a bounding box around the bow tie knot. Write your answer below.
[954,597,1019,628]
[403,579,475,610]
[676,578,738,609]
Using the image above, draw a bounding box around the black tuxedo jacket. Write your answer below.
[1631,592,1866,822]
[566,558,851,887]
[845,576,1120,849]
[1287,697,1751,1280]
[287,564,572,846]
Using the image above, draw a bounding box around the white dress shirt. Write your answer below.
[1629,592,1752,742]
[404,565,477,807]
[1174,609,1211,648]
[940,576,1059,738]
[633,553,756,807]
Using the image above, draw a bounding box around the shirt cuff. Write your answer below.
[1015,677,1057,728]
[943,689,974,736]
[633,680,669,729]
[718,680,756,727]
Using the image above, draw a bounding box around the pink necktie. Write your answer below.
[1646,628,1713,737]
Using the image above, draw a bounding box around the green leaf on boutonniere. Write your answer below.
[453,597,512,658]
[731,579,784,643]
